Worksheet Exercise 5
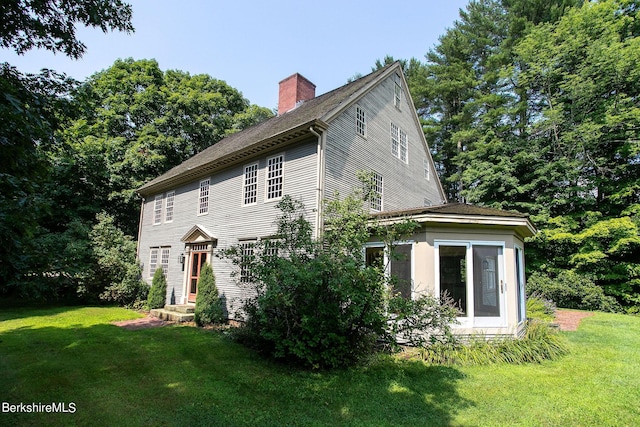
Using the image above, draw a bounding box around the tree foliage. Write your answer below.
[408,0,640,307]
[1,0,134,58]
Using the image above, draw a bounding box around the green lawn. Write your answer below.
[1,307,639,426]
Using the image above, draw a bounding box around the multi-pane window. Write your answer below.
[160,247,170,276]
[356,105,366,137]
[423,159,431,181]
[149,248,159,277]
[199,179,210,215]
[153,195,163,225]
[243,163,258,205]
[370,172,383,212]
[394,76,402,108]
[399,129,407,162]
[266,154,283,200]
[391,123,399,158]
[165,191,175,222]
[391,123,408,163]
[239,241,255,283]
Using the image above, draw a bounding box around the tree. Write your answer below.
[194,263,224,326]
[62,58,273,234]
[1,0,134,296]
[1,0,133,58]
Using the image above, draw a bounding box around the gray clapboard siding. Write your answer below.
[324,73,443,209]
[138,138,319,307]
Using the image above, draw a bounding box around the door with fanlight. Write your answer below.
[188,247,208,303]
[436,241,506,328]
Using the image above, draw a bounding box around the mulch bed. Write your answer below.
[554,309,594,331]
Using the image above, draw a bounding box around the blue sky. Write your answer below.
[1,0,469,110]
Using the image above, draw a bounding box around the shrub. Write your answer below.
[416,320,569,365]
[386,292,460,348]
[525,294,557,321]
[527,270,621,312]
[146,267,167,310]
[224,194,417,368]
[99,263,148,309]
[194,263,224,326]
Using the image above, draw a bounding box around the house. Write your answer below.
[136,62,535,337]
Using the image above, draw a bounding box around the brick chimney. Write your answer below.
[278,73,316,115]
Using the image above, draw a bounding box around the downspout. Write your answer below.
[309,126,325,238]
[136,194,145,260]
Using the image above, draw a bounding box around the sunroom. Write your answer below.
[370,203,537,337]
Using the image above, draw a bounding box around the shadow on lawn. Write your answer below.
[1,312,471,426]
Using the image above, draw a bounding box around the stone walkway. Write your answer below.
[112,315,168,330]
[554,309,594,331]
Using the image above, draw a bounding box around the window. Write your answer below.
[436,241,506,326]
[423,159,431,181]
[160,247,170,276]
[399,129,407,162]
[515,245,526,323]
[369,172,383,212]
[153,195,163,225]
[394,75,402,108]
[266,154,283,200]
[391,123,399,158]
[239,241,255,283]
[165,191,175,222]
[243,163,258,205]
[390,123,408,163]
[199,178,210,215]
[150,247,170,277]
[356,105,366,137]
[149,248,158,277]
[365,243,413,299]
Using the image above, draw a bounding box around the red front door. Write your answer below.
[188,251,207,303]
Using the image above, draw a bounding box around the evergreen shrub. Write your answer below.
[147,267,167,310]
[194,263,224,326]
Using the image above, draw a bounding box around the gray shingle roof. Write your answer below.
[373,203,529,218]
[138,63,397,196]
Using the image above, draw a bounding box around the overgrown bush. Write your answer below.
[194,263,224,326]
[527,271,620,312]
[224,193,418,368]
[99,263,148,309]
[525,294,557,321]
[386,292,460,348]
[415,320,569,365]
[147,267,167,310]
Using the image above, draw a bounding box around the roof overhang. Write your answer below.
[373,212,537,239]
[138,119,328,197]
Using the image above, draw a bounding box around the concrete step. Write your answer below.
[150,308,194,323]
[164,304,195,314]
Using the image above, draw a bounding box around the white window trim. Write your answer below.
[153,195,163,225]
[160,247,170,277]
[149,248,159,278]
[198,178,210,216]
[242,162,259,206]
[356,105,366,137]
[434,240,507,328]
[165,191,175,223]
[423,159,431,181]
[390,122,408,164]
[369,172,383,212]
[265,153,284,202]
[515,244,526,325]
[394,74,402,109]
[239,239,256,283]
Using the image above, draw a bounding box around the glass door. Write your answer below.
[188,251,207,303]
[436,242,506,327]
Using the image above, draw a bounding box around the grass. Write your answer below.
[1,307,639,426]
